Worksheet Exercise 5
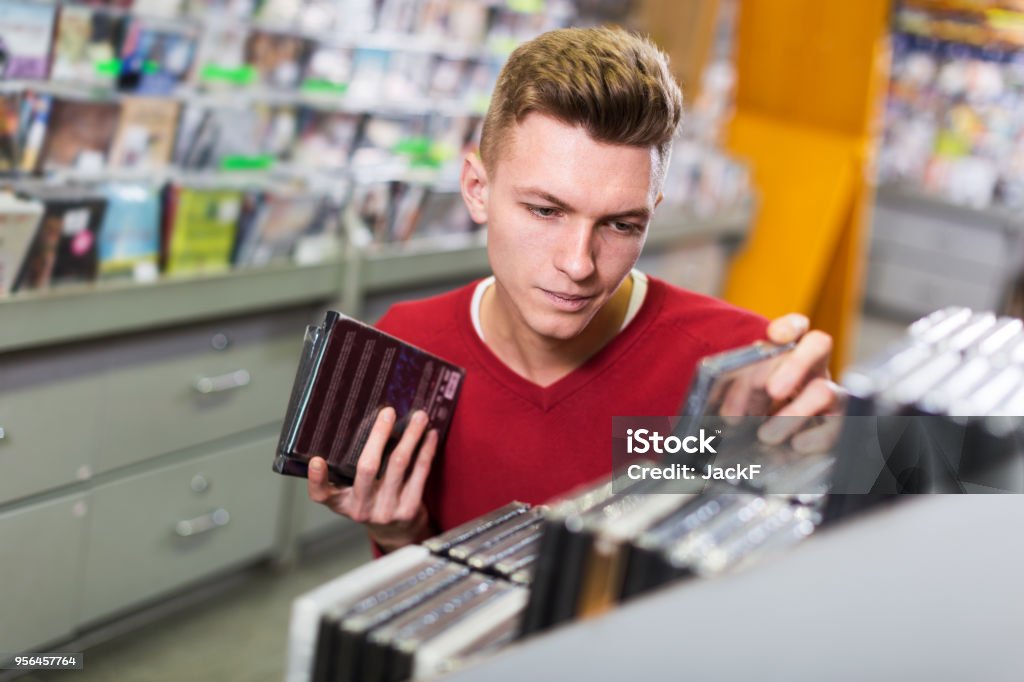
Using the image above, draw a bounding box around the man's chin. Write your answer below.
[525,312,593,342]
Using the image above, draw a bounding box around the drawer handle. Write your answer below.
[174,508,230,538]
[193,369,251,395]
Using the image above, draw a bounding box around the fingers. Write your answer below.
[376,410,430,513]
[398,429,439,517]
[306,456,332,504]
[771,377,842,418]
[306,456,351,516]
[766,313,809,345]
[350,407,396,519]
[792,415,844,454]
[758,378,842,445]
[766,330,832,400]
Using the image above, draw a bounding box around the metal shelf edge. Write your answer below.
[0,262,345,353]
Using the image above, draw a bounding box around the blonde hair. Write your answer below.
[480,27,683,178]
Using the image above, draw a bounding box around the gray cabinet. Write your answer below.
[867,185,1024,318]
[80,434,285,625]
[0,492,89,653]
[0,264,343,655]
[0,348,103,505]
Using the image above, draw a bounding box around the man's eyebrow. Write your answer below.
[514,187,651,221]
[515,187,573,210]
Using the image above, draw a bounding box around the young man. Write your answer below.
[307,27,839,552]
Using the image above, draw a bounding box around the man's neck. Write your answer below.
[480,276,634,387]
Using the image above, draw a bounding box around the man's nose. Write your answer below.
[552,220,596,282]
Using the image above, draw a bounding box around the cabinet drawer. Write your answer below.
[871,203,1008,266]
[80,436,285,625]
[866,258,1000,318]
[0,348,103,504]
[0,492,88,653]
[95,310,311,473]
[868,239,1009,290]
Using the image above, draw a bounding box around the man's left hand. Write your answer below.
[759,313,846,450]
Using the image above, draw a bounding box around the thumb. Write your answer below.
[767,313,809,344]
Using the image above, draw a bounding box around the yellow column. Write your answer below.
[724,0,891,374]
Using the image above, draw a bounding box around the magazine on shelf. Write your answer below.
[382,51,434,102]
[173,102,266,170]
[117,18,198,95]
[273,309,466,486]
[375,0,421,34]
[192,15,250,86]
[184,0,256,18]
[255,0,304,25]
[303,45,353,89]
[244,29,314,89]
[38,98,122,173]
[234,190,327,266]
[131,0,186,19]
[0,92,20,174]
[350,113,429,169]
[261,103,299,160]
[446,0,490,45]
[347,48,391,101]
[109,96,181,169]
[415,189,475,239]
[0,0,57,80]
[389,182,427,243]
[97,182,162,281]
[293,109,361,170]
[17,91,51,174]
[0,192,43,295]
[50,5,124,86]
[429,56,473,101]
[13,188,107,291]
[162,184,242,275]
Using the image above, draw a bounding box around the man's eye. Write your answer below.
[527,206,558,218]
[611,221,641,234]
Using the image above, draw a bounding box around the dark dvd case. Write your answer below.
[492,536,543,580]
[312,559,464,682]
[466,523,544,573]
[364,574,500,682]
[422,501,530,555]
[447,507,546,563]
[273,310,466,486]
[332,563,471,682]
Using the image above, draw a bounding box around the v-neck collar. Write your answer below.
[455,278,666,411]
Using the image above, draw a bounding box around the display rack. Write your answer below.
[440,495,1024,681]
[0,260,345,353]
[876,183,1024,234]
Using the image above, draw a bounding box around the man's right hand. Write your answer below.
[307,407,438,553]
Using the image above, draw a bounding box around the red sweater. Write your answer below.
[375,276,768,533]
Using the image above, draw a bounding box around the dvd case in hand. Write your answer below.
[273,310,465,486]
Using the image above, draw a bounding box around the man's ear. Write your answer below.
[654,191,664,209]
[460,151,489,225]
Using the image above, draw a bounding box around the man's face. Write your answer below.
[462,112,661,342]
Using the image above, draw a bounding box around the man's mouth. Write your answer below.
[540,288,593,311]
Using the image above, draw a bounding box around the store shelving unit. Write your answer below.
[867,183,1024,319]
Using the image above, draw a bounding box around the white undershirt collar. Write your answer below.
[470,270,649,342]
